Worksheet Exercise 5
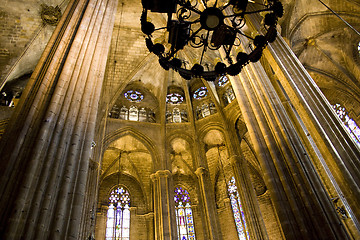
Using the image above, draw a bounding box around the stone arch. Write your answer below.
[103,126,160,167]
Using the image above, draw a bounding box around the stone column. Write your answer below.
[246,7,360,234]
[151,170,177,240]
[226,49,350,239]
[0,0,117,239]
[265,34,360,231]
[95,206,108,240]
[145,212,155,240]
[195,167,223,240]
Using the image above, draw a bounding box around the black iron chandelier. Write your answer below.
[140,0,283,81]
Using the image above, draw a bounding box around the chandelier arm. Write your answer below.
[200,31,210,64]
[186,19,201,25]
[213,0,218,8]
[234,28,255,40]
[200,0,208,8]
[153,26,167,31]
[230,15,246,28]
[233,37,242,47]
[188,26,205,43]
[219,2,232,11]
[177,1,202,14]
[177,7,192,21]
[208,42,221,50]
[190,37,205,48]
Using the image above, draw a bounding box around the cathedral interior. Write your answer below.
[0,0,360,239]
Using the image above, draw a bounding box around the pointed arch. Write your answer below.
[103,127,160,167]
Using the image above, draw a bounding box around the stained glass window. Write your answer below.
[358,41,360,56]
[106,187,130,240]
[173,108,182,123]
[120,106,128,120]
[193,87,207,100]
[228,177,249,240]
[124,90,144,102]
[128,106,139,121]
[223,87,236,105]
[332,103,360,146]
[217,75,229,87]
[174,187,196,240]
[167,93,184,104]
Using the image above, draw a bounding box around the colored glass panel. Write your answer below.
[124,90,144,102]
[193,87,207,99]
[332,104,360,146]
[174,187,196,240]
[217,75,229,87]
[106,187,131,240]
[228,177,249,240]
[167,93,184,104]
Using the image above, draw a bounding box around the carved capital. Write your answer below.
[40,4,62,26]
[195,167,207,178]
[150,170,172,181]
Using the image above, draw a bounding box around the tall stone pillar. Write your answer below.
[195,167,223,240]
[265,34,360,232]
[245,7,360,234]
[226,48,350,238]
[0,0,117,239]
[151,170,177,240]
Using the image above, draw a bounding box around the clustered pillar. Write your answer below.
[0,0,117,239]
[228,43,351,239]
[151,170,177,240]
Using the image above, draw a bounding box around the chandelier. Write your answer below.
[140,0,283,81]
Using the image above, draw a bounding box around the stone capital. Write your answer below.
[150,170,172,181]
[195,167,208,177]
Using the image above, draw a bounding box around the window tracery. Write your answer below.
[124,90,144,102]
[195,102,217,119]
[223,87,236,105]
[332,103,360,146]
[193,87,207,100]
[174,187,196,240]
[109,105,155,123]
[166,108,188,123]
[106,187,130,240]
[128,106,139,121]
[217,75,229,87]
[167,93,184,104]
[228,177,249,240]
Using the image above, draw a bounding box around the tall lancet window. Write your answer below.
[106,187,130,240]
[228,176,249,240]
[332,103,360,146]
[174,187,196,240]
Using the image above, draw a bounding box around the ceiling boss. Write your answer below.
[140,0,283,81]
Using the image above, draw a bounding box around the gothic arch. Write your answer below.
[103,126,160,167]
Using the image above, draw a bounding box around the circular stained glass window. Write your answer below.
[193,87,208,100]
[174,187,191,203]
[124,90,144,102]
[166,93,184,104]
[109,186,130,205]
[217,75,229,87]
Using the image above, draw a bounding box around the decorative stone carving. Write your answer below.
[40,4,62,26]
